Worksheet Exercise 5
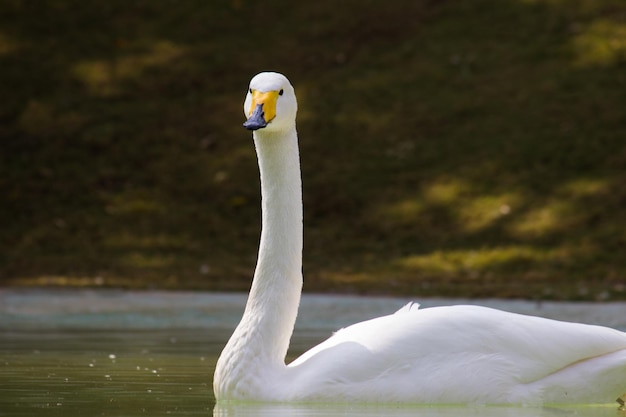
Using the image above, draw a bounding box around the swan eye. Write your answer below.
[279,89,284,96]
[249,88,253,94]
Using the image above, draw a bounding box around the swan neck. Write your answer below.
[241,127,303,363]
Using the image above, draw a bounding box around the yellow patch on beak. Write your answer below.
[248,90,280,123]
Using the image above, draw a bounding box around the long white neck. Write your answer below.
[247,127,303,360]
[214,127,303,398]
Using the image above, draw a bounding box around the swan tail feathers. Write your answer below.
[529,348,626,404]
[394,302,420,314]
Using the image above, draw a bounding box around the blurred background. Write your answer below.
[1,0,625,300]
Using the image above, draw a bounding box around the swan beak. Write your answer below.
[243,90,279,131]
[243,104,267,130]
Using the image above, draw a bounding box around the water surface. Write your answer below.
[1,289,625,417]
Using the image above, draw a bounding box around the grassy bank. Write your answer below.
[1,0,625,300]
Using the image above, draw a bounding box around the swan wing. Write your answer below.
[287,305,626,402]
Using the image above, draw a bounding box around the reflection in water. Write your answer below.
[213,402,624,417]
[1,289,625,417]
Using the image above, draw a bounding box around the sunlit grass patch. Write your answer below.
[121,252,176,269]
[384,198,427,224]
[457,193,520,233]
[104,233,192,251]
[573,19,626,67]
[558,177,609,197]
[104,194,166,216]
[423,179,467,205]
[396,246,555,274]
[73,40,186,96]
[377,181,520,234]
[508,200,575,239]
[374,179,467,225]
[7,275,107,287]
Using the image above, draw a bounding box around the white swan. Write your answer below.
[213,71,626,404]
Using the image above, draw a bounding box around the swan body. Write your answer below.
[213,72,626,404]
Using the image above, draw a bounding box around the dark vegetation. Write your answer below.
[1,0,626,300]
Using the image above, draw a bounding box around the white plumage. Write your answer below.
[213,72,626,404]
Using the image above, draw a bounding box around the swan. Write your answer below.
[213,71,626,404]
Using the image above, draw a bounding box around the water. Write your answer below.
[1,289,625,417]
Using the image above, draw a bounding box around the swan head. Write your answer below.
[243,72,297,133]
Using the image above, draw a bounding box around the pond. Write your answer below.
[1,289,625,417]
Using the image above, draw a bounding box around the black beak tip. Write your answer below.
[243,119,267,131]
[243,103,268,131]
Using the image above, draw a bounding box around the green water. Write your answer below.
[1,289,625,417]
[0,330,215,416]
